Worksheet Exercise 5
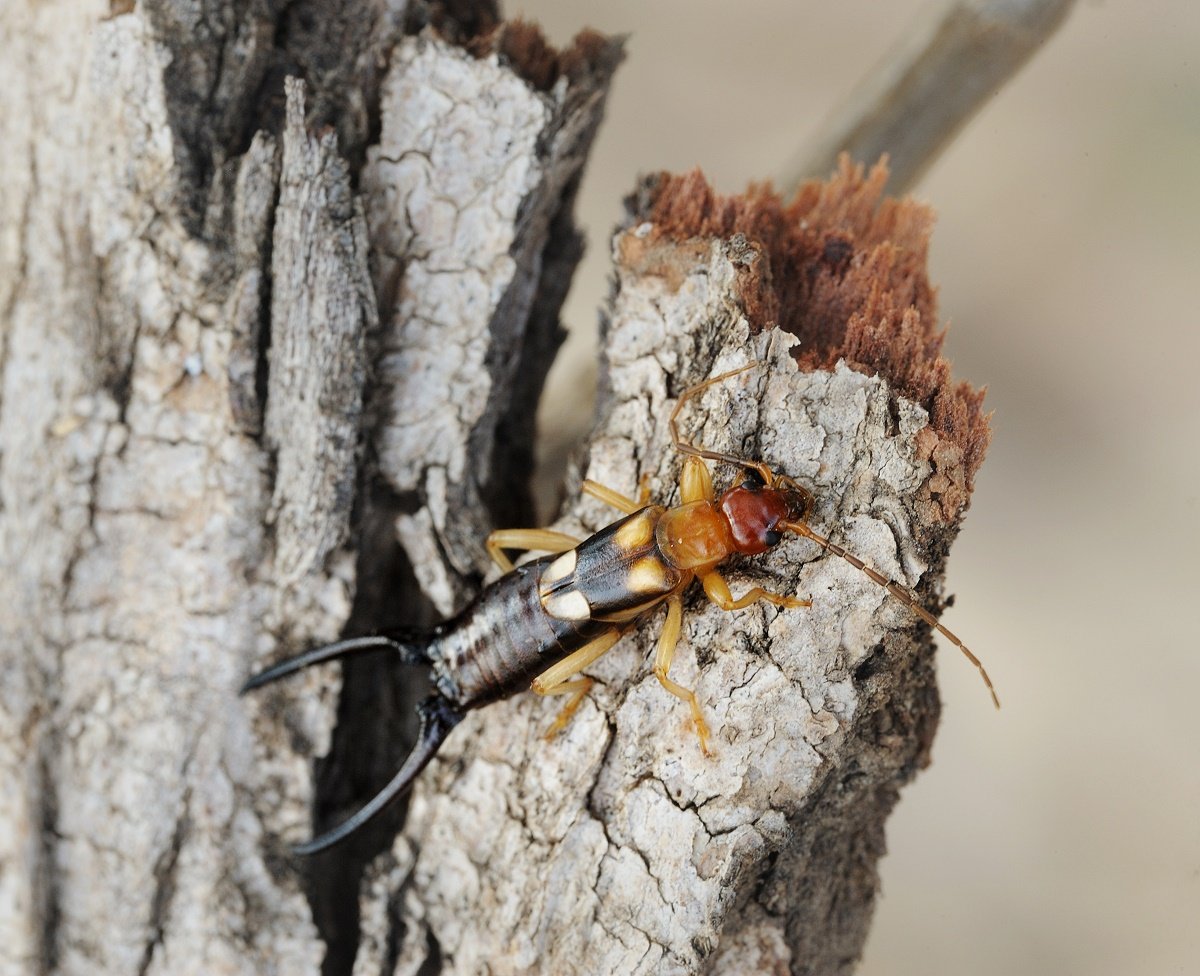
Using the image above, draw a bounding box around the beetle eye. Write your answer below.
[742,467,765,489]
[764,528,782,547]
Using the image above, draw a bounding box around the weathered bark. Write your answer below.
[2,2,989,976]
[352,164,990,975]
[1,2,620,974]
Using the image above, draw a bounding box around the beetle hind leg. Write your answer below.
[531,629,623,739]
[537,677,595,741]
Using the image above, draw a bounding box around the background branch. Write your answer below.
[790,0,1075,193]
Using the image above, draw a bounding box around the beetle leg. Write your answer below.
[531,628,623,739]
[653,593,711,755]
[701,569,811,611]
[486,529,581,573]
[582,474,651,514]
[679,455,713,504]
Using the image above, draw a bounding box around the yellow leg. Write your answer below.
[653,594,711,755]
[486,529,580,573]
[531,629,623,739]
[679,455,714,504]
[582,474,651,515]
[701,569,811,611]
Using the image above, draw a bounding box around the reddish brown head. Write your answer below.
[717,467,813,555]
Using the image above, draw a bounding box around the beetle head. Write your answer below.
[718,467,813,555]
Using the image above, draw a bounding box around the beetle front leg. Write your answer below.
[700,570,811,611]
[581,474,651,514]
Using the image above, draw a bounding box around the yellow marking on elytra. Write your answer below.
[614,510,655,550]
[628,555,669,594]
[541,549,577,587]
[542,589,591,622]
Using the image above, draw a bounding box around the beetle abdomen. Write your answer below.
[430,557,608,709]
[430,507,689,708]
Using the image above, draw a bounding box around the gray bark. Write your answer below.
[1,2,620,974]
[2,2,982,975]
[353,221,953,976]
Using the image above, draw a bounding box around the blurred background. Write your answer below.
[513,2,1199,973]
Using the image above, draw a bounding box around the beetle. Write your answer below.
[243,364,998,854]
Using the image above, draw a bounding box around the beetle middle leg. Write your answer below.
[531,628,623,739]
[653,593,712,755]
[486,529,581,573]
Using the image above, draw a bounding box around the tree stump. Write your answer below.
[352,162,989,976]
[0,3,987,974]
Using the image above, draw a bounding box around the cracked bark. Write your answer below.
[1,2,619,974]
[2,3,988,976]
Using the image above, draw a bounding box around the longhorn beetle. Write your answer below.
[243,363,998,855]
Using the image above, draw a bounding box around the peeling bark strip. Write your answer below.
[1,3,381,971]
[356,161,988,975]
[362,29,624,606]
[267,79,374,589]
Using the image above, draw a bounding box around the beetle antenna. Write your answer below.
[670,362,774,484]
[783,520,1000,709]
[293,695,462,856]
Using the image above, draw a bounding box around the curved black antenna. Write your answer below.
[293,695,463,856]
[241,634,430,693]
